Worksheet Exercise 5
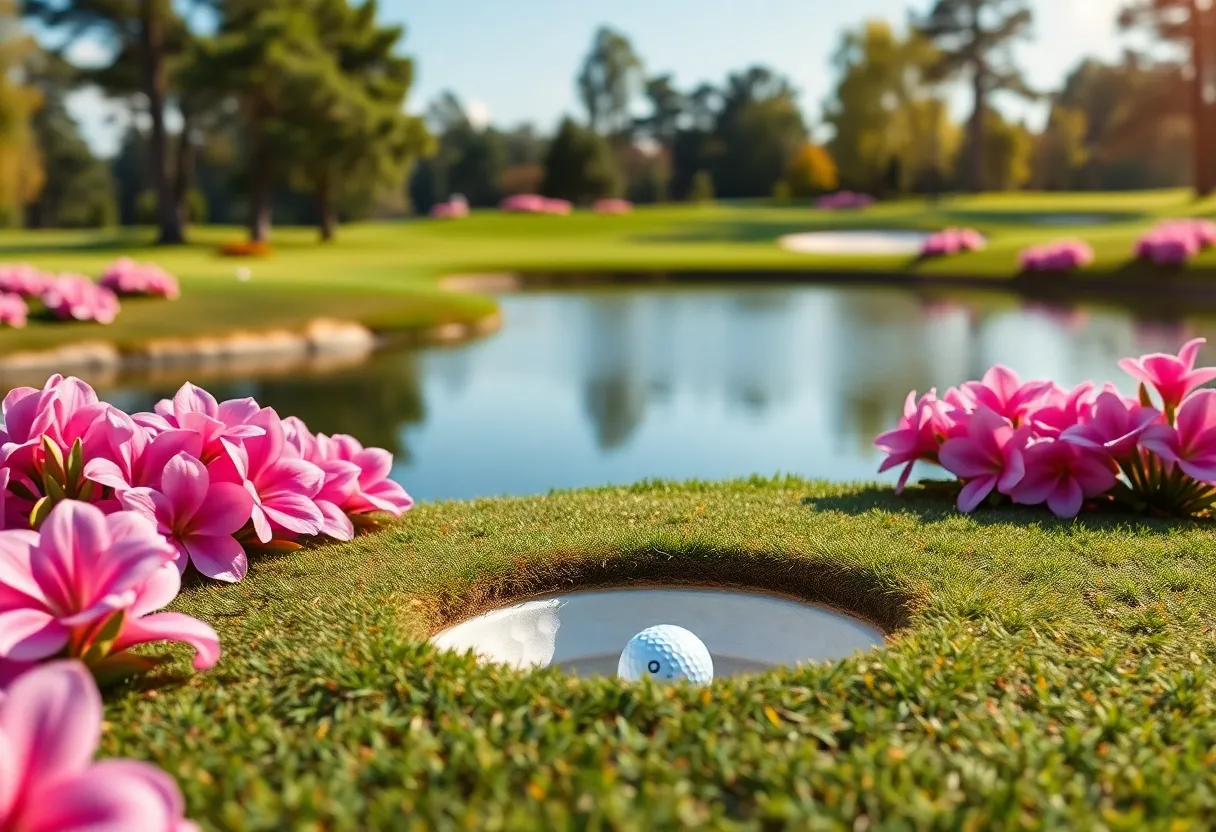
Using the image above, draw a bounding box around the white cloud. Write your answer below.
[65,87,130,158]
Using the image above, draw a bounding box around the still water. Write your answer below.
[59,285,1207,502]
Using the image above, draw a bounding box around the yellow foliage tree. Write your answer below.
[783,144,839,197]
[0,1,43,225]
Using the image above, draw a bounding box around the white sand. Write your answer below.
[432,588,883,678]
[778,230,931,256]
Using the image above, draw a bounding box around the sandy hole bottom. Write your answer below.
[778,230,931,256]
[431,588,885,679]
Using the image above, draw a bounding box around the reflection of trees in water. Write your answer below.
[724,289,797,415]
[580,295,650,450]
[95,350,426,461]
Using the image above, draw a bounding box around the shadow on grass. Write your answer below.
[421,543,917,635]
[803,486,1204,536]
[939,209,1147,227]
[0,233,155,257]
[631,217,932,244]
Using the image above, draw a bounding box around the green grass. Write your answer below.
[103,477,1216,829]
[2,189,1214,355]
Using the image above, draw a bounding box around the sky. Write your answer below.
[53,0,1136,158]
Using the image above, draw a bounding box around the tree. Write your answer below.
[914,0,1037,192]
[824,20,945,193]
[783,144,839,197]
[0,1,43,225]
[576,26,643,136]
[688,169,714,203]
[285,0,430,241]
[958,108,1032,191]
[541,117,619,202]
[25,0,190,243]
[711,66,807,198]
[1119,0,1216,196]
[1031,106,1088,190]
[636,73,683,150]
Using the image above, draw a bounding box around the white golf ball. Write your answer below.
[235,267,252,282]
[618,624,713,685]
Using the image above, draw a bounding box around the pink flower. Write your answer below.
[82,413,203,494]
[1118,337,1216,412]
[1011,439,1116,518]
[0,661,198,832]
[99,258,181,300]
[816,191,875,210]
[0,292,27,328]
[938,406,1030,512]
[40,274,121,324]
[1020,240,1093,273]
[961,365,1054,426]
[500,194,547,213]
[120,453,254,583]
[134,382,263,464]
[1060,391,1161,459]
[210,408,324,542]
[1028,382,1095,438]
[542,198,573,215]
[874,390,952,492]
[593,198,633,215]
[0,500,218,669]
[1140,389,1216,482]
[921,228,985,258]
[0,264,53,298]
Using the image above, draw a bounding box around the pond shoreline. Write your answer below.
[1,263,1206,385]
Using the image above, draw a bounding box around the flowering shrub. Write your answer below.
[217,240,272,257]
[40,275,121,324]
[875,339,1216,518]
[500,194,574,215]
[815,191,875,210]
[920,227,986,258]
[99,258,181,299]
[1134,219,1216,266]
[0,661,198,831]
[0,264,53,298]
[593,198,633,215]
[0,376,413,584]
[1019,239,1094,273]
[0,293,27,328]
[430,194,470,219]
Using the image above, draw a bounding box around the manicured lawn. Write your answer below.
[105,477,1216,828]
[2,189,1214,356]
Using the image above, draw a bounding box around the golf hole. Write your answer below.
[431,587,885,678]
[778,230,931,256]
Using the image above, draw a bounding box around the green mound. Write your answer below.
[104,478,1216,829]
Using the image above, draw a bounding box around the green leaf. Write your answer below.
[29,496,53,529]
[78,479,95,503]
[40,435,66,483]
[80,610,125,665]
[7,479,37,502]
[66,438,84,494]
[89,651,169,688]
[42,472,66,502]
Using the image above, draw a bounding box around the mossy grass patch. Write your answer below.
[101,477,1216,829]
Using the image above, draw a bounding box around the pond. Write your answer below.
[19,283,1207,502]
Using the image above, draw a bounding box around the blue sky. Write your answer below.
[55,0,1137,157]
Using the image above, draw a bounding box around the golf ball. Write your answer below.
[618,624,713,685]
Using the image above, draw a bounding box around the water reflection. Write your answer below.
[6,284,1214,502]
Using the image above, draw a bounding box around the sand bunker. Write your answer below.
[779,230,931,256]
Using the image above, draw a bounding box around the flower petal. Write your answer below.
[182,534,248,583]
[111,611,219,670]
[0,661,100,794]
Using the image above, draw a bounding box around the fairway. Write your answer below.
[1,190,1214,359]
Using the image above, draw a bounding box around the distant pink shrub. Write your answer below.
[500,194,574,215]
[0,293,27,328]
[593,198,633,215]
[41,274,121,324]
[0,264,53,298]
[921,227,986,258]
[815,191,875,211]
[1135,219,1216,267]
[1019,239,1094,273]
[430,194,469,219]
[99,258,180,299]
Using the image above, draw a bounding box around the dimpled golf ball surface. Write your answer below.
[618,625,714,684]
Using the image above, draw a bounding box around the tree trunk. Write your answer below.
[967,69,986,194]
[1194,0,1215,197]
[317,172,337,242]
[248,135,272,243]
[139,0,184,244]
[174,106,197,228]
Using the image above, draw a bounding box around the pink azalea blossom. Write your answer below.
[1011,439,1116,518]
[874,390,952,492]
[134,382,264,464]
[99,258,181,299]
[120,452,254,583]
[1118,337,1216,412]
[430,195,469,219]
[920,228,986,258]
[815,191,875,210]
[1060,391,1161,459]
[938,406,1030,512]
[40,274,121,324]
[593,198,633,215]
[1020,240,1094,273]
[83,413,203,494]
[0,500,218,669]
[209,408,324,542]
[1140,389,1216,482]
[0,292,27,328]
[0,264,53,298]
[0,661,198,832]
[1028,382,1095,438]
[961,365,1054,426]
[500,194,548,213]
